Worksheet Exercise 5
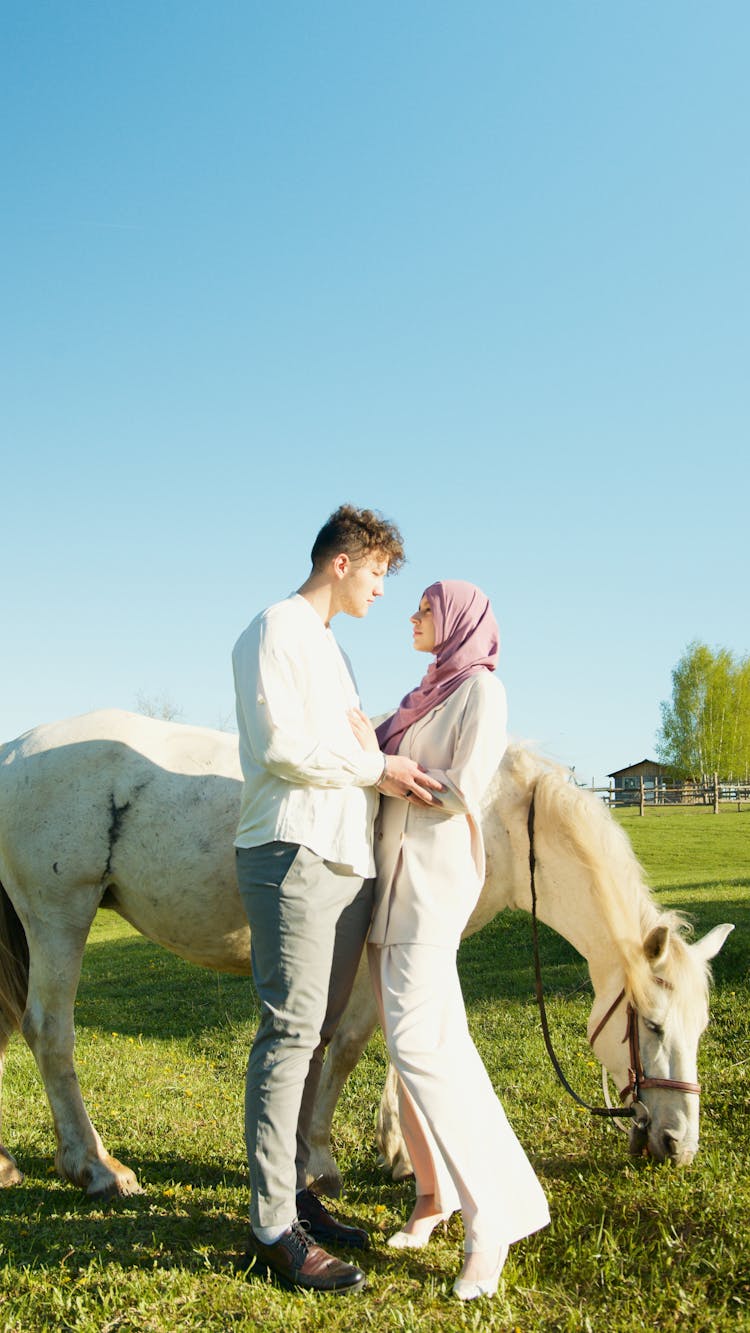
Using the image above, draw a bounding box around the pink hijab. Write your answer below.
[376,579,500,755]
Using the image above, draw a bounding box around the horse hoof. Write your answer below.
[305,1155,342,1198]
[376,1152,414,1182]
[86,1164,144,1199]
[57,1150,143,1199]
[88,1177,144,1200]
[0,1152,23,1187]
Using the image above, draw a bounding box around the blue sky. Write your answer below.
[2,1,748,785]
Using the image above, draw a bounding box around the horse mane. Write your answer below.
[499,746,707,1016]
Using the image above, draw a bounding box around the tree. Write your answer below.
[657,641,750,781]
[134,691,183,722]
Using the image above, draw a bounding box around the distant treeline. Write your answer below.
[657,641,750,782]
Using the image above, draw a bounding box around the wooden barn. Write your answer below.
[606,759,666,805]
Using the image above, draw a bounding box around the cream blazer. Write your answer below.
[369,672,507,948]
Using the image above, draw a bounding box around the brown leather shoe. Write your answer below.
[296,1187,370,1249]
[241,1220,366,1293]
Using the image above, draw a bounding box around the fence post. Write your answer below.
[640,775,645,817]
[714,772,719,815]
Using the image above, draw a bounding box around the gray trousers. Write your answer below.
[236,841,373,1231]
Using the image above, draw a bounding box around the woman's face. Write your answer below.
[411,596,437,653]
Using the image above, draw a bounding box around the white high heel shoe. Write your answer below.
[452,1243,509,1300]
[387,1213,451,1249]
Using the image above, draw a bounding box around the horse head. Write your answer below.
[588,920,733,1164]
[510,754,735,1166]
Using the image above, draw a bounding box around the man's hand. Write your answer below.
[377,754,442,804]
[348,707,381,753]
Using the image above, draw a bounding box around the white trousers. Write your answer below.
[369,942,550,1252]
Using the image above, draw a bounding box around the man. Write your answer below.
[232,504,440,1294]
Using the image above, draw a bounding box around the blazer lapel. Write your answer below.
[407,697,450,748]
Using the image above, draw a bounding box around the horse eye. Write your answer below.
[644,1019,664,1037]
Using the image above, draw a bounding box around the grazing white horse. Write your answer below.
[0,710,732,1197]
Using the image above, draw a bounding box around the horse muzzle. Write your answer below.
[629,1113,698,1165]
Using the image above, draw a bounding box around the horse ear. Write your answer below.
[691,922,734,963]
[644,925,670,968]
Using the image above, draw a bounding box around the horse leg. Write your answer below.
[308,952,414,1188]
[22,919,141,1198]
[0,1032,24,1186]
[375,1063,413,1181]
[307,954,380,1194]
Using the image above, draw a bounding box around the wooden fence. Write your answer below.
[591,774,750,815]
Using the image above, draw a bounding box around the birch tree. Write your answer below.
[657,642,750,780]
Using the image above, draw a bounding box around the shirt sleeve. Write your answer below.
[234,618,385,789]
[421,676,508,815]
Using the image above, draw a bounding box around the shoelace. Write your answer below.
[285,1218,313,1264]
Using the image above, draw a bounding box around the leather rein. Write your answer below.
[526,791,701,1124]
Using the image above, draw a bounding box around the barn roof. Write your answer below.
[607,758,664,778]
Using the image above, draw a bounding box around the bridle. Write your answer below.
[588,985,701,1105]
[527,791,701,1127]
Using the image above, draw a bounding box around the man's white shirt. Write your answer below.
[232,593,385,877]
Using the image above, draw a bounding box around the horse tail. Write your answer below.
[0,882,29,1033]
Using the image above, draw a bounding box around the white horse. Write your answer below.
[0,710,732,1197]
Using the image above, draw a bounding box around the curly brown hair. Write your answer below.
[310,504,405,574]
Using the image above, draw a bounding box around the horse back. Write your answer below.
[0,711,243,943]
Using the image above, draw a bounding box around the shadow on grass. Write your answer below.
[72,889,745,1041]
[73,910,576,1035]
[1,1151,250,1194]
[664,894,747,986]
[74,933,255,1038]
[344,1149,627,1198]
[0,1196,246,1276]
[0,1163,411,1283]
[459,889,747,1005]
[0,1153,249,1276]
[0,1143,730,1296]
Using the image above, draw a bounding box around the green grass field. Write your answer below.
[0,807,747,1331]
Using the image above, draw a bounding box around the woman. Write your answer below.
[350,580,549,1301]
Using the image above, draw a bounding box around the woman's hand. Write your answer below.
[348,707,381,753]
